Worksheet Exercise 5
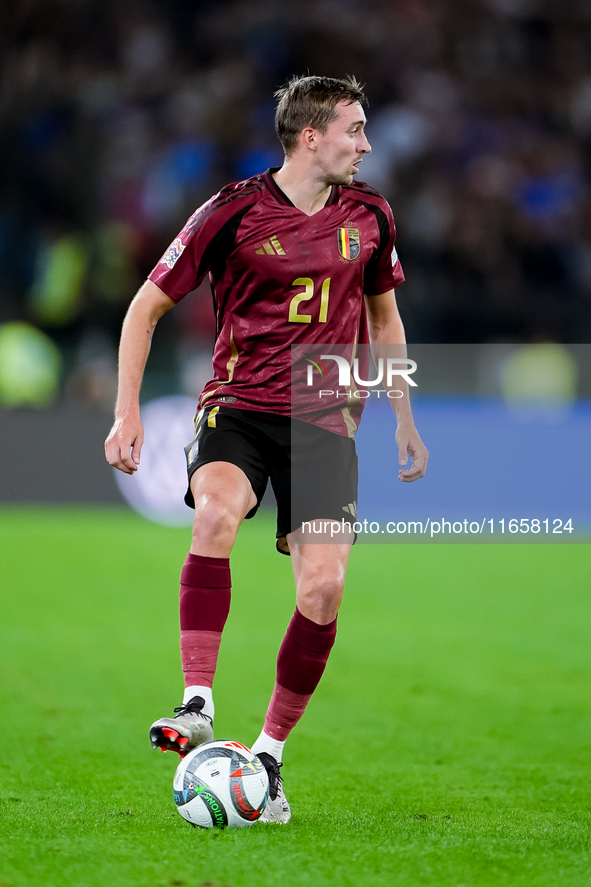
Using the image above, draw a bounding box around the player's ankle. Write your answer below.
[183,684,215,719]
[251,730,286,763]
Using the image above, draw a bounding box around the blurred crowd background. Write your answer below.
[1,0,591,412]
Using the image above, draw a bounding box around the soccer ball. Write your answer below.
[173,740,269,829]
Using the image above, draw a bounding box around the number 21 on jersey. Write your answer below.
[288,277,331,323]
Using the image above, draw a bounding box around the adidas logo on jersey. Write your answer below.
[256,236,285,255]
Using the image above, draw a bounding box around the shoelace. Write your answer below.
[172,697,212,722]
[258,753,283,801]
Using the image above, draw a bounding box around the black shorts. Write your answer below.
[184,405,358,554]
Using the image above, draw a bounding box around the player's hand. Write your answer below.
[105,415,144,474]
[396,423,428,482]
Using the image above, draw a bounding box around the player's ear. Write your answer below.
[301,127,318,151]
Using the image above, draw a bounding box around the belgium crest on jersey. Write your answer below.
[337,227,360,261]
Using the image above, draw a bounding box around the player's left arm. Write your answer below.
[364,289,428,482]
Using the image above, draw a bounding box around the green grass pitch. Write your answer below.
[1,506,590,887]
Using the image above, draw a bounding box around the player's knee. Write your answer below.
[315,573,345,601]
[298,570,344,620]
[192,496,240,546]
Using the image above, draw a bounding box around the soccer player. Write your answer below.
[105,75,428,824]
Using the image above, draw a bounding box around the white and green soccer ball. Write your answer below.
[173,741,269,829]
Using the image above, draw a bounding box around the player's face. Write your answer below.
[315,101,371,185]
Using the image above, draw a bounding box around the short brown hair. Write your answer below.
[274,75,367,156]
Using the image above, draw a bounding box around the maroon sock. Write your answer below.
[263,608,337,740]
[179,553,231,689]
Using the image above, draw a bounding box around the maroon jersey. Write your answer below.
[148,168,404,436]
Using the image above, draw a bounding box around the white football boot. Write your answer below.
[149,695,213,757]
[256,752,291,824]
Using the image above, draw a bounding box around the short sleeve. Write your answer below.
[363,200,405,296]
[148,196,220,303]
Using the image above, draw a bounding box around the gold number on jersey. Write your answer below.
[318,278,330,323]
[289,278,314,323]
[289,277,331,323]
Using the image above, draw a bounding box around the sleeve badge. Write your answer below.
[161,238,186,269]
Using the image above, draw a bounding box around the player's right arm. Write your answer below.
[105,280,174,474]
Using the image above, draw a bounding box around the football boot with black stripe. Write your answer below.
[256,752,291,823]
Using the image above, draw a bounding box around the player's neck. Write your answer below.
[272,162,332,216]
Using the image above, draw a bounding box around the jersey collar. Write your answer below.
[263,168,340,209]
